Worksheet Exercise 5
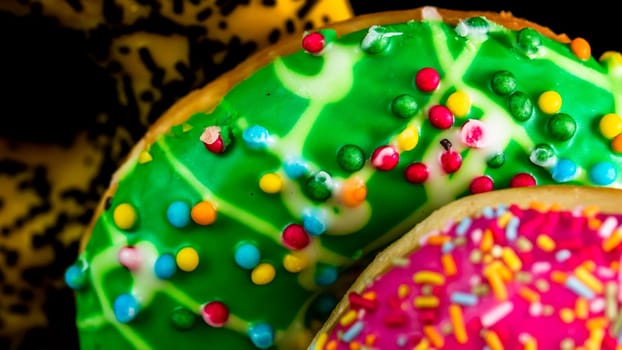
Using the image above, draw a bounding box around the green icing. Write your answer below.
[70,15,622,350]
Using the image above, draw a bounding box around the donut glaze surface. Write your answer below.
[67,7,622,349]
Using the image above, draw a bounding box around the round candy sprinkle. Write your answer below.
[154,253,177,279]
[251,263,276,285]
[118,246,141,271]
[337,144,366,172]
[371,145,399,171]
[570,37,591,60]
[440,140,462,174]
[589,162,617,185]
[446,90,471,117]
[283,157,308,179]
[64,264,86,289]
[282,223,310,250]
[248,322,275,349]
[391,94,419,118]
[201,301,229,328]
[404,162,429,184]
[460,119,488,148]
[599,113,622,139]
[302,209,327,236]
[612,134,622,153]
[259,173,283,194]
[283,254,308,273]
[415,67,440,92]
[315,265,338,286]
[486,152,505,168]
[469,175,494,194]
[508,91,534,121]
[304,171,333,201]
[428,105,454,129]
[200,126,229,153]
[491,70,517,96]
[302,31,325,54]
[455,16,489,37]
[113,203,137,230]
[516,27,542,55]
[551,158,577,183]
[538,90,562,114]
[176,247,199,272]
[548,113,577,141]
[113,293,140,323]
[529,143,556,168]
[191,200,217,226]
[170,307,196,331]
[361,25,393,54]
[243,125,271,150]
[397,126,420,151]
[234,243,261,270]
[510,173,537,187]
[340,177,367,207]
[167,201,191,228]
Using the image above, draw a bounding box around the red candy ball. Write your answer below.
[404,162,429,184]
[302,32,325,54]
[440,150,462,174]
[282,223,310,250]
[415,67,440,92]
[202,301,229,327]
[371,145,400,171]
[469,175,494,194]
[510,173,537,187]
[428,105,454,129]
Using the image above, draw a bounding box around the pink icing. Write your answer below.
[314,203,622,349]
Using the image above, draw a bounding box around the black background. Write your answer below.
[349,1,619,58]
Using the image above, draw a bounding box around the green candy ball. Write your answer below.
[491,70,517,96]
[508,91,534,121]
[517,28,542,55]
[171,307,197,331]
[337,144,366,172]
[486,152,506,168]
[305,171,333,202]
[548,113,577,141]
[391,94,419,118]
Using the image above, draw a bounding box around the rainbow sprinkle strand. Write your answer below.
[316,203,622,349]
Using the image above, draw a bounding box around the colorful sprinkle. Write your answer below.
[548,113,577,141]
[589,162,617,185]
[446,91,471,117]
[538,90,562,115]
[282,223,310,250]
[201,301,229,327]
[391,94,419,118]
[302,31,325,54]
[361,25,395,54]
[460,119,488,148]
[190,200,217,226]
[302,209,327,236]
[259,173,283,193]
[113,293,140,323]
[599,113,622,139]
[167,201,191,228]
[251,263,276,285]
[234,243,261,270]
[64,264,86,289]
[118,246,141,271]
[508,91,534,121]
[551,158,577,183]
[304,171,333,201]
[404,162,429,184]
[570,37,591,60]
[113,203,137,231]
[176,247,199,272]
[248,322,274,349]
[154,254,177,279]
[371,145,399,171]
[396,126,420,151]
[428,105,454,129]
[415,67,440,92]
[516,27,542,55]
[486,152,505,168]
[491,70,517,96]
[440,140,462,174]
[337,144,366,172]
[170,307,196,331]
[243,125,271,150]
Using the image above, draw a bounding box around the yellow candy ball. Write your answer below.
[599,113,622,139]
[251,262,276,285]
[446,91,471,117]
[538,90,562,114]
[176,247,199,272]
[283,254,308,273]
[259,173,283,194]
[396,126,419,151]
[113,203,137,230]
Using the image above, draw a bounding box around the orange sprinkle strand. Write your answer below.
[518,287,540,303]
[426,234,451,246]
[423,325,444,348]
[480,229,494,252]
[603,230,622,252]
[485,269,508,301]
[575,297,589,319]
[502,247,522,272]
[551,270,567,284]
[449,304,468,344]
[413,271,445,285]
[441,254,458,276]
[483,330,504,350]
[574,266,604,294]
[571,37,591,60]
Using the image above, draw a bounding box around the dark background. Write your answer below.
[350,1,618,58]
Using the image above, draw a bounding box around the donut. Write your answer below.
[312,185,622,349]
[65,6,622,349]
[0,1,352,348]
